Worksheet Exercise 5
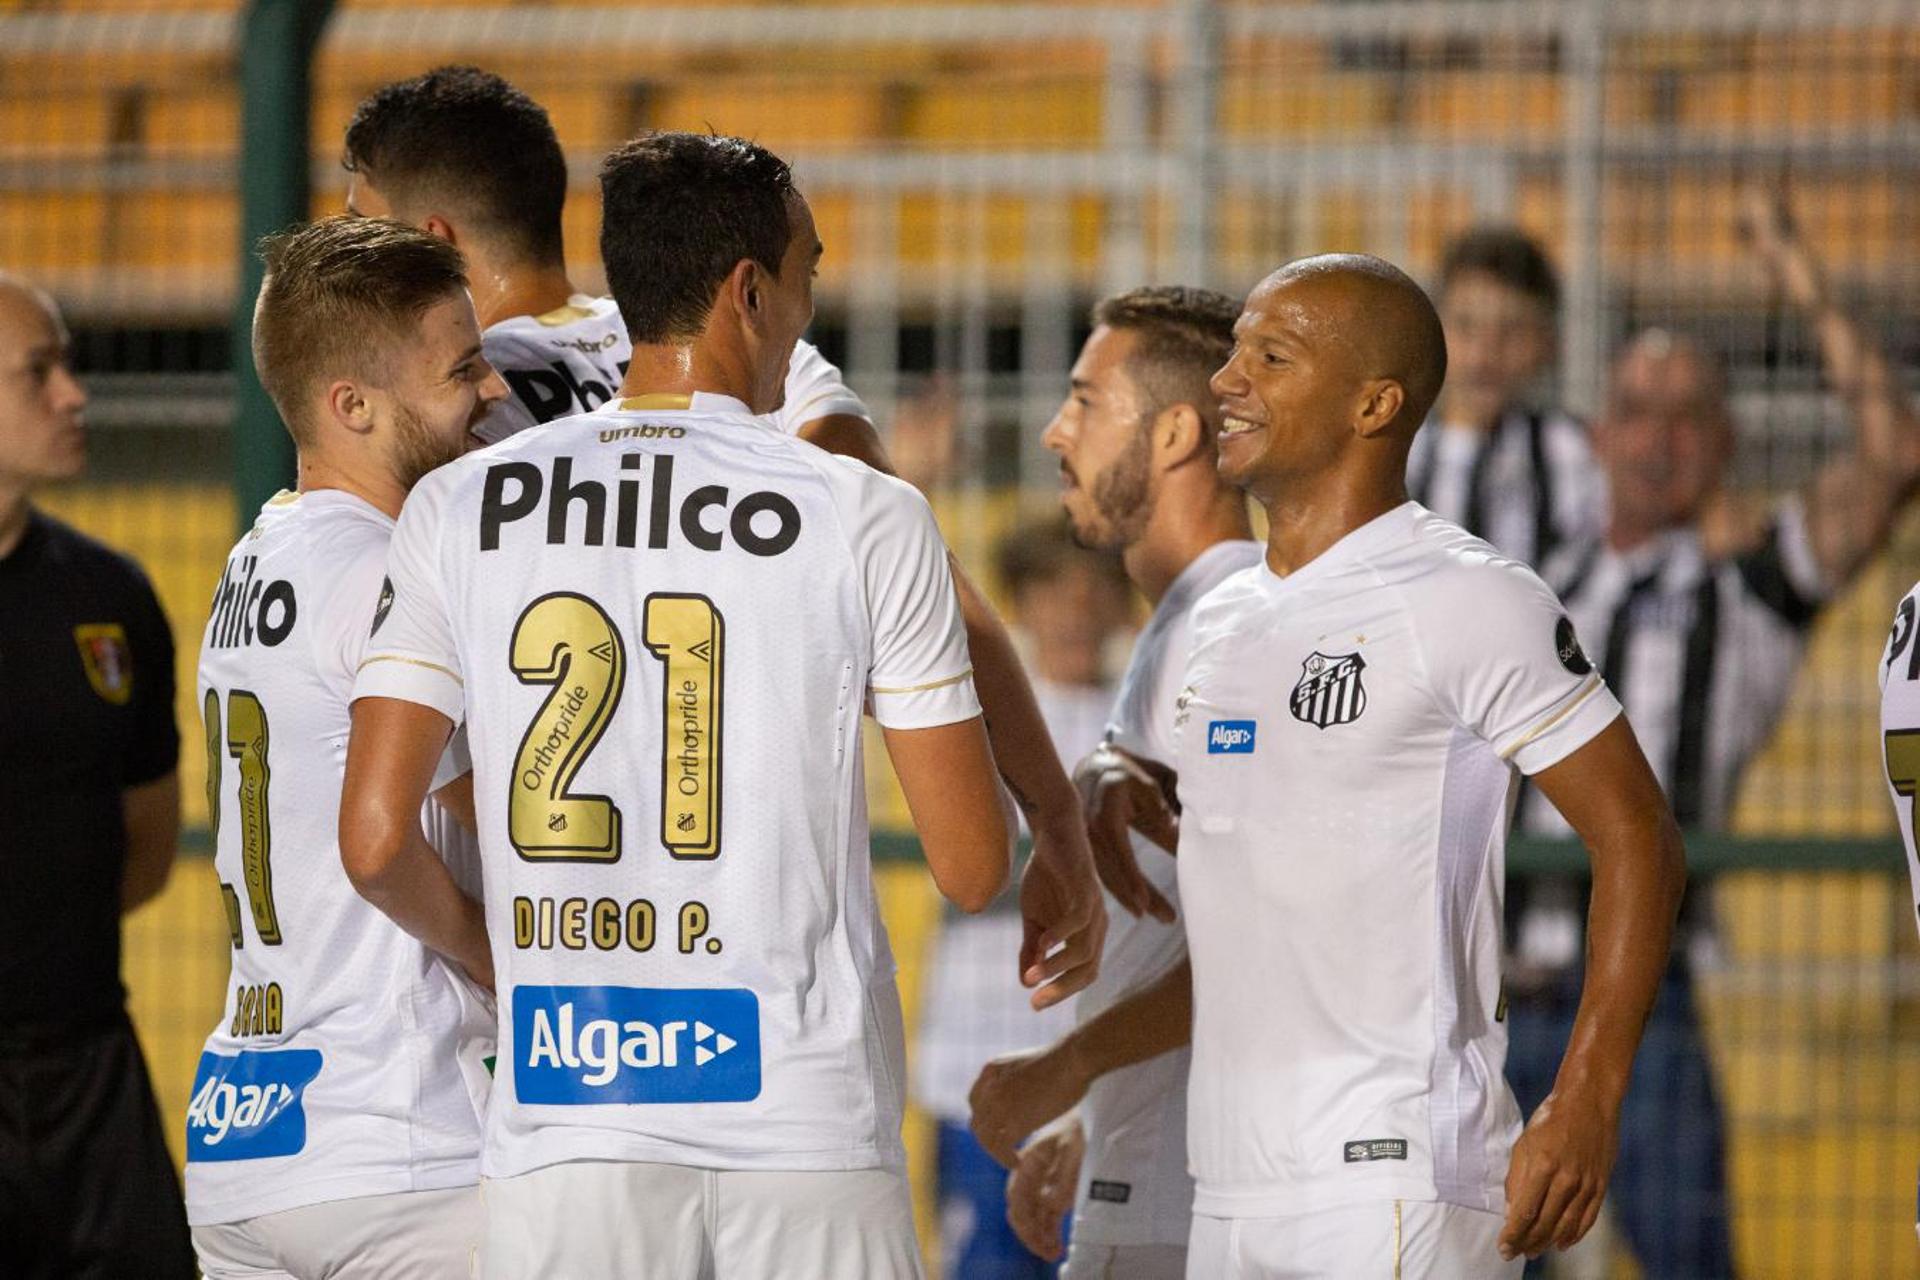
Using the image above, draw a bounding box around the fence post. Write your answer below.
[1561,0,1608,420]
[231,0,335,532]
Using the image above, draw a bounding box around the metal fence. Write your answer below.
[2,1,1917,1273]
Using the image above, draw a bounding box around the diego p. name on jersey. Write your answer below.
[187,490,485,1226]
[479,294,869,442]
[354,391,978,1180]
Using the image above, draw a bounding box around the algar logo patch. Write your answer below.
[512,985,761,1105]
[185,1048,323,1162]
[1207,720,1257,754]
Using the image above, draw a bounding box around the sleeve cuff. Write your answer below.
[352,653,466,726]
[788,391,872,427]
[869,668,981,730]
[1502,676,1623,776]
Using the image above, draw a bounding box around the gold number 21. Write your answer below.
[507,591,723,863]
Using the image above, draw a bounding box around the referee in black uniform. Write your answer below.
[0,275,194,1278]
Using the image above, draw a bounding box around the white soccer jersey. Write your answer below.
[186,490,486,1226]
[1171,503,1621,1219]
[1070,538,1262,1249]
[478,294,869,443]
[1406,407,1602,570]
[1878,583,1920,937]
[353,391,979,1181]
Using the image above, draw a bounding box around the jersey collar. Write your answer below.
[616,391,754,417]
[1259,501,1421,592]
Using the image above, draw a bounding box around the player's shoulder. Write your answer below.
[1186,561,1272,639]
[28,508,156,598]
[482,295,625,365]
[1387,506,1565,620]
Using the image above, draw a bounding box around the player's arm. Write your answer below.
[1743,189,1920,586]
[120,772,180,913]
[1500,715,1686,1261]
[809,409,1107,1007]
[1004,1112,1084,1262]
[432,770,478,835]
[339,697,492,990]
[884,716,1009,912]
[970,955,1191,1167]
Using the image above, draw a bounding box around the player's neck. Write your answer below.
[619,343,764,414]
[470,258,576,331]
[1125,484,1254,605]
[295,453,406,520]
[0,482,32,560]
[1259,472,1407,578]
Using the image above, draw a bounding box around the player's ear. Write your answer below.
[421,215,458,247]
[323,379,377,438]
[725,258,763,327]
[1353,378,1406,440]
[1154,402,1209,470]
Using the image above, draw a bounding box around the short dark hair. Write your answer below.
[1091,286,1239,421]
[1439,226,1560,314]
[252,216,468,445]
[599,132,796,344]
[995,511,1132,603]
[343,66,567,266]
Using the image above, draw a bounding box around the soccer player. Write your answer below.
[0,275,193,1279]
[342,67,1104,999]
[1408,227,1601,569]
[338,133,1032,1278]
[968,286,1260,1278]
[185,217,507,1277]
[1171,255,1685,1275]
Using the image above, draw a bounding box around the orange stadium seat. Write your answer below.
[1405,72,1563,140]
[1218,71,1397,139]
[649,81,894,148]
[901,77,1103,147]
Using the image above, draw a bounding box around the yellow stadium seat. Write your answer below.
[650,81,893,147]
[1405,72,1563,140]
[1219,72,1397,139]
[143,88,238,156]
[900,78,1102,147]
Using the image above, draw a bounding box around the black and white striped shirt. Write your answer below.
[1511,501,1827,967]
[1408,407,1604,571]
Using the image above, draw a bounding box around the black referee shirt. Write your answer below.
[0,509,177,1030]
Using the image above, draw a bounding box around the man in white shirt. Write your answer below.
[1154,254,1685,1277]
[967,286,1260,1279]
[186,216,508,1277]
[335,132,1048,1279]
[342,67,1105,1006]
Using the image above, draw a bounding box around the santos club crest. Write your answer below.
[1289,651,1367,730]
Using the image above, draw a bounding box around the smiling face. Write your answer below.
[0,283,88,492]
[1594,335,1733,540]
[1042,324,1156,550]
[360,291,509,487]
[1208,273,1368,499]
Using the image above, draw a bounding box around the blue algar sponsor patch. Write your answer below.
[513,985,761,1105]
[1207,719,1257,753]
[185,1048,323,1163]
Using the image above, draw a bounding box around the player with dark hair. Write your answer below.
[1409,225,1601,569]
[338,131,1078,1278]
[966,284,1258,1278]
[0,274,193,1280]
[346,80,1106,1016]
[185,215,506,1278]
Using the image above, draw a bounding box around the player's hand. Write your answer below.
[1005,1113,1085,1261]
[1073,746,1179,922]
[1019,813,1108,1011]
[1499,1087,1619,1260]
[969,1043,1092,1168]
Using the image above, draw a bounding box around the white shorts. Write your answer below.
[191,1183,480,1279]
[1188,1199,1521,1279]
[479,1160,923,1280]
[1064,1239,1189,1278]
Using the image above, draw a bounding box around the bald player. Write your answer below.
[1146,255,1686,1276]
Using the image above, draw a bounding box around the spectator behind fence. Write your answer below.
[913,512,1136,1280]
[1409,227,1603,570]
[1509,192,1920,1278]
[0,275,193,1278]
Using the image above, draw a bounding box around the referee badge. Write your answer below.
[73,623,133,705]
[1290,651,1367,729]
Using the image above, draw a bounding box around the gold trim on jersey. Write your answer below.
[1498,673,1603,761]
[266,489,300,506]
[535,303,597,327]
[871,667,974,696]
[1391,1200,1403,1279]
[619,393,694,411]
[356,654,466,685]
